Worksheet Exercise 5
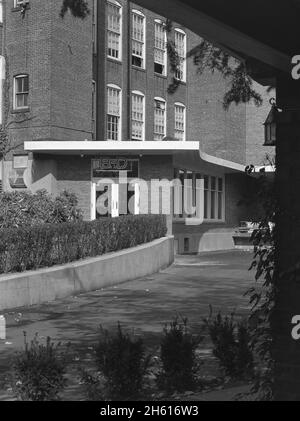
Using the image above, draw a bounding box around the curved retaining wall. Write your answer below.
[0,236,174,311]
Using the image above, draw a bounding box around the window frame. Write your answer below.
[13,74,29,111]
[154,19,167,76]
[174,28,187,83]
[203,175,225,222]
[107,0,123,62]
[131,9,146,69]
[131,90,145,141]
[173,170,225,223]
[107,84,122,141]
[174,102,186,141]
[154,97,167,141]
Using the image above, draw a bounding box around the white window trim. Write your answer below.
[13,74,29,111]
[132,90,145,141]
[174,102,186,141]
[154,97,167,141]
[154,19,167,76]
[174,28,187,83]
[173,171,225,223]
[131,9,146,70]
[107,83,122,141]
[107,0,123,62]
[203,175,226,223]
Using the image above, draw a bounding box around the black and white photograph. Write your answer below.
[0,0,299,406]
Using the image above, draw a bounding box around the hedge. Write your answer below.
[0,215,167,275]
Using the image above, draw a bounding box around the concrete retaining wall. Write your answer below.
[0,236,174,311]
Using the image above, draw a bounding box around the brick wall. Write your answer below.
[56,155,92,221]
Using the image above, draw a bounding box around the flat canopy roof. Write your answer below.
[181,0,300,57]
[134,0,299,76]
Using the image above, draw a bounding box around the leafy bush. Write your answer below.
[205,309,254,379]
[0,190,82,229]
[157,317,202,394]
[0,215,167,274]
[82,324,151,401]
[11,333,68,401]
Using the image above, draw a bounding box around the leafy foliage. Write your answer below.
[0,190,83,229]
[167,28,264,109]
[60,0,90,19]
[0,215,167,274]
[12,333,68,401]
[82,324,151,401]
[205,309,254,379]
[245,161,276,400]
[157,316,202,393]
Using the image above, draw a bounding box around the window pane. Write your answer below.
[107,1,121,59]
[175,30,186,80]
[218,192,223,220]
[132,93,144,140]
[154,22,166,73]
[175,104,185,141]
[107,86,121,140]
[132,12,145,68]
[154,100,166,141]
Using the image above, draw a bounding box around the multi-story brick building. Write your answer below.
[0,0,273,253]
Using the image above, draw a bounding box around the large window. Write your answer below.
[132,91,145,141]
[13,75,29,110]
[154,20,167,75]
[132,10,145,68]
[174,103,186,141]
[107,0,122,60]
[174,29,186,82]
[204,175,225,221]
[107,85,121,141]
[174,170,225,221]
[154,98,166,141]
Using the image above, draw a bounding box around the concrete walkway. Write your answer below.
[0,250,256,401]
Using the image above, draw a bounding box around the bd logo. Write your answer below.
[291,316,300,340]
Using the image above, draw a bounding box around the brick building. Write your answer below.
[0,0,273,253]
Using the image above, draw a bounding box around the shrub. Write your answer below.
[157,317,202,394]
[0,189,82,229]
[11,333,68,401]
[0,215,167,274]
[205,310,254,379]
[82,324,151,401]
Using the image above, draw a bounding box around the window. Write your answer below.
[13,75,29,110]
[154,98,166,141]
[204,175,225,221]
[0,1,3,24]
[154,20,167,75]
[132,10,145,68]
[107,1,122,60]
[174,103,186,141]
[107,85,121,141]
[132,91,145,140]
[174,29,186,82]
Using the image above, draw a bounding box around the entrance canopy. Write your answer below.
[134,0,299,77]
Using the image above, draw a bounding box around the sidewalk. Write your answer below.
[0,250,255,401]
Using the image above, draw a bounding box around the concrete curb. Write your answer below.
[0,236,174,311]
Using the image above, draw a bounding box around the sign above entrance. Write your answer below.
[92,158,139,179]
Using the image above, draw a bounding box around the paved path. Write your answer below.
[0,250,256,400]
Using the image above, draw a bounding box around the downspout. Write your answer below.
[127,1,131,141]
